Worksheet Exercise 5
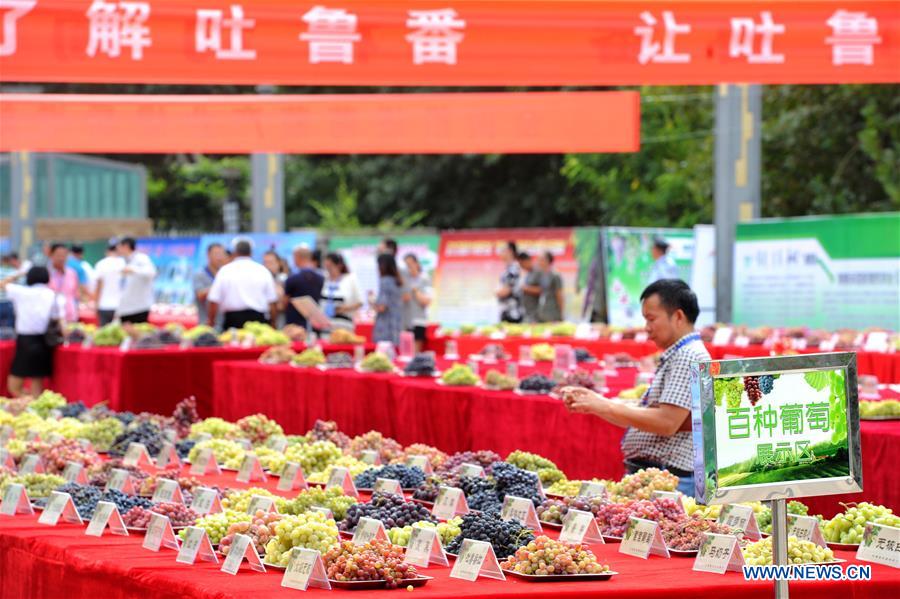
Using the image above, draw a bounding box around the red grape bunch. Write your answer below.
[743,377,762,406]
[122,502,199,528]
[324,540,419,588]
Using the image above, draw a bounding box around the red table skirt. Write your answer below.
[212,361,900,517]
[2,460,897,599]
[429,335,900,383]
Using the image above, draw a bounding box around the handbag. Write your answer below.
[44,295,64,347]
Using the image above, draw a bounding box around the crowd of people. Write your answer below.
[495,241,564,324]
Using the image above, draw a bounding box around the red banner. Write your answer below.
[0,1,897,85]
[0,91,640,153]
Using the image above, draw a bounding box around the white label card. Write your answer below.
[651,490,685,512]
[432,486,468,520]
[143,513,180,552]
[620,517,670,559]
[1,449,17,472]
[62,461,88,484]
[162,428,178,443]
[717,504,761,541]
[406,455,433,474]
[236,453,267,483]
[352,517,388,546]
[458,463,485,478]
[403,524,449,568]
[734,335,751,348]
[310,506,334,520]
[325,467,358,498]
[177,526,219,565]
[359,450,380,466]
[25,429,41,442]
[282,548,332,591]
[221,533,266,575]
[712,327,733,346]
[856,523,900,569]
[19,453,44,475]
[123,442,153,469]
[106,468,136,494]
[787,514,827,547]
[577,481,608,499]
[38,491,82,525]
[189,448,221,476]
[156,443,182,470]
[0,425,13,444]
[86,501,128,537]
[46,432,64,445]
[234,438,253,451]
[449,539,506,581]
[559,509,603,544]
[1,483,34,516]
[246,495,276,515]
[501,496,543,532]
[693,532,745,574]
[267,436,288,453]
[276,462,308,492]
[373,478,402,495]
[190,487,222,516]
[194,433,213,443]
[151,479,185,505]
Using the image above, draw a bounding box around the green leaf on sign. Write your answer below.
[804,371,830,392]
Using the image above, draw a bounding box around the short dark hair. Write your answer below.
[119,237,136,250]
[382,238,398,256]
[640,279,699,324]
[506,241,518,254]
[70,244,84,254]
[653,238,670,252]
[325,252,349,275]
[26,266,50,286]
[206,242,224,255]
[377,253,402,285]
[543,251,554,264]
[50,243,67,254]
[403,252,420,267]
[234,240,252,257]
[312,248,322,267]
[516,252,531,262]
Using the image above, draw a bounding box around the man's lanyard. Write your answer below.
[639,332,701,406]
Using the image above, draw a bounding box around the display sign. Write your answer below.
[282,548,332,591]
[432,486,468,520]
[221,533,267,574]
[449,539,505,581]
[0,450,14,472]
[786,514,827,547]
[0,425,13,444]
[856,522,900,569]
[123,442,154,468]
[326,466,359,498]
[267,436,288,453]
[62,461,88,484]
[500,496,543,532]
[86,501,128,537]
[373,478,403,496]
[458,463,485,478]
[692,353,863,504]
[692,533,746,574]
[733,213,900,331]
[352,517,389,546]
[190,448,221,476]
[143,513,180,552]
[246,495,276,514]
[359,450,380,466]
[151,479,185,505]
[559,509,604,544]
[38,491,82,526]
[403,525,449,568]
[405,455,433,474]
[18,453,44,475]
[0,483,33,516]
[106,469,136,494]
[236,453,267,483]
[190,487,222,516]
[277,462,307,492]
[716,504,761,541]
[177,526,219,565]
[156,443,182,470]
[4,1,898,86]
[620,517,670,559]
[578,481,608,499]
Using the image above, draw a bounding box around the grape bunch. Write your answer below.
[823,502,896,544]
[438,450,501,476]
[292,347,326,367]
[0,473,66,499]
[574,348,597,363]
[40,438,101,474]
[180,510,252,546]
[123,503,199,528]
[758,500,808,534]
[187,439,245,469]
[445,512,535,559]
[551,369,598,394]
[506,450,566,486]
[107,422,164,457]
[306,420,350,449]
[175,439,196,459]
[29,391,67,418]
[491,462,543,506]
[595,498,681,537]
[403,354,436,376]
[758,375,775,395]
[264,511,340,566]
[94,488,153,519]
[545,478,610,498]
[50,483,103,518]
[235,413,283,445]
[278,486,358,521]
[324,540,419,588]
[59,401,88,419]
[339,492,437,532]
[500,536,610,575]
[138,473,200,496]
[87,461,149,487]
[284,440,343,474]
[439,364,479,386]
[221,487,278,513]
[387,518,462,547]
[411,474,460,503]
[460,476,503,515]
[355,465,425,490]
[744,376,762,406]
[189,417,239,440]
[659,515,736,551]
[518,374,557,394]
[171,397,199,439]
[608,467,679,501]
[484,369,518,390]
[359,352,393,373]
[536,495,607,524]
[305,457,372,483]
[80,418,125,452]
[220,509,282,555]
[348,432,404,464]
[395,444,448,471]
[717,378,744,409]
[743,536,835,565]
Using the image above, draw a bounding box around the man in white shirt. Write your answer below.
[92,240,126,326]
[207,238,278,329]
[116,237,157,323]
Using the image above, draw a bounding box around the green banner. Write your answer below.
[733,213,900,330]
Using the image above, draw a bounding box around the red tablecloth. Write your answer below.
[431,335,900,383]
[0,340,14,396]
[212,361,900,516]
[2,460,897,599]
[48,343,373,417]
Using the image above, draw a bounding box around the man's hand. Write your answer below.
[560,386,611,416]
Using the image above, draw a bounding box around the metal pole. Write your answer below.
[251,153,284,233]
[9,151,36,260]
[771,498,790,598]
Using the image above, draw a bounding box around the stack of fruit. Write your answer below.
[278,487,358,521]
[505,450,566,486]
[823,503,899,545]
[324,540,419,587]
[439,364,480,386]
[339,492,437,532]
[743,536,836,565]
[264,511,341,566]
[292,347,326,367]
[537,495,607,524]
[348,431,404,464]
[387,518,463,547]
[500,536,611,575]
[445,512,535,559]
[483,370,517,391]
[220,509,282,555]
[179,510,252,545]
[359,352,394,373]
[607,468,679,501]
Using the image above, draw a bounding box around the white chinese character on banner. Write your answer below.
[299,6,361,64]
[405,9,465,65]
[826,10,881,66]
[196,5,256,60]
[634,11,691,64]
[730,11,785,64]
[86,1,151,60]
[0,0,36,57]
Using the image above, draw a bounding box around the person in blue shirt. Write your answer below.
[649,238,680,283]
[66,244,89,286]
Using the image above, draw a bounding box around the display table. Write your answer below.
[49,343,373,417]
[212,361,899,517]
[2,461,896,599]
[431,335,900,383]
[0,340,14,396]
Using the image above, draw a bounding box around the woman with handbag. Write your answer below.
[0,266,60,397]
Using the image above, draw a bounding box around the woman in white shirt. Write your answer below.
[320,253,363,329]
[0,266,59,397]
